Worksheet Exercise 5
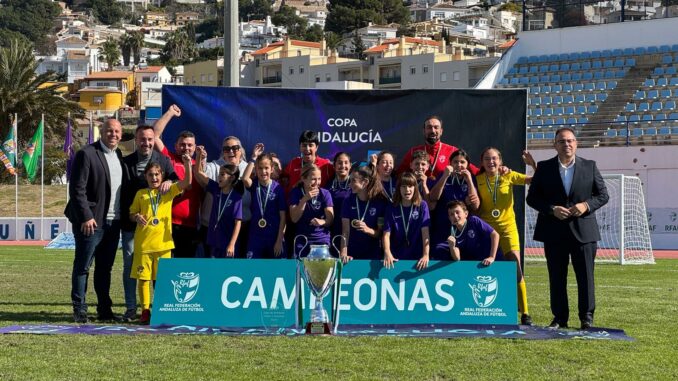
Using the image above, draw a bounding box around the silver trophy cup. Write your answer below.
[298,237,341,334]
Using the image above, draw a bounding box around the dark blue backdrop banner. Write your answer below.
[160,86,527,169]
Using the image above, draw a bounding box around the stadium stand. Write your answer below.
[497,46,678,147]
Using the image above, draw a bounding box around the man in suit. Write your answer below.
[119,125,177,321]
[65,119,124,323]
[526,127,609,330]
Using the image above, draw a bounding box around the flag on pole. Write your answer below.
[22,119,43,181]
[0,121,16,175]
[64,119,75,180]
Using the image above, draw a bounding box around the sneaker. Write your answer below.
[97,310,122,323]
[73,310,88,324]
[521,313,534,326]
[139,309,151,325]
[121,308,137,322]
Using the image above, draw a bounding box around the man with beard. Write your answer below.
[281,130,334,196]
[396,116,479,178]
[119,125,177,321]
[153,104,203,258]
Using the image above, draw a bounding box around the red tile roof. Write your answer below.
[85,71,133,79]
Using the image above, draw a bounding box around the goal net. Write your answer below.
[524,174,654,264]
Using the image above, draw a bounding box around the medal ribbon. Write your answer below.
[331,177,349,190]
[485,174,499,207]
[257,182,272,218]
[400,204,414,244]
[215,189,233,229]
[384,177,394,202]
[355,197,370,222]
[147,189,161,220]
[301,188,318,207]
[451,220,468,240]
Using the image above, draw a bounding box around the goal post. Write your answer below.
[524,174,655,265]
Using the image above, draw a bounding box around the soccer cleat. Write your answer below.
[121,308,137,322]
[139,309,151,325]
[73,310,88,324]
[520,313,534,326]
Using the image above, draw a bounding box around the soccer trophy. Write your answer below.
[297,236,342,335]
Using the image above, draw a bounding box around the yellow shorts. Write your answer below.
[498,228,521,255]
[131,250,171,281]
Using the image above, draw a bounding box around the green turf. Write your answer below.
[0,247,676,380]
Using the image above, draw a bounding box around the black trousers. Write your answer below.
[544,232,596,325]
[171,224,198,258]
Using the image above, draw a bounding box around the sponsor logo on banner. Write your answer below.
[461,275,508,319]
[319,117,383,143]
[159,272,204,313]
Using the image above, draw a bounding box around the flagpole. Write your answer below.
[41,114,45,240]
[66,112,70,203]
[14,113,18,241]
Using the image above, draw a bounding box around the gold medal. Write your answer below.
[258,218,267,228]
[491,209,500,218]
[351,219,361,228]
[151,218,159,226]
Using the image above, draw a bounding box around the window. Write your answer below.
[440,72,447,82]
[142,77,151,82]
[326,74,331,82]
[369,56,375,65]
[297,50,302,57]
[410,66,416,75]
[200,74,205,82]
[289,66,294,75]
[255,59,260,67]
[255,79,260,85]
[423,65,429,74]
[315,75,320,83]
[299,65,304,74]
[208,73,213,82]
[92,96,103,104]
[453,71,461,81]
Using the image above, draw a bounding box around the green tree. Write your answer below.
[119,34,134,66]
[272,5,308,40]
[0,0,61,54]
[352,33,366,60]
[498,1,523,13]
[239,0,273,21]
[304,24,324,42]
[326,0,409,36]
[161,29,198,65]
[324,31,342,51]
[88,0,125,25]
[0,39,83,152]
[130,31,145,65]
[99,37,121,70]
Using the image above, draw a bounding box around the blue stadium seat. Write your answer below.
[519,77,530,85]
[560,63,570,71]
[648,46,659,54]
[657,77,669,87]
[615,70,626,78]
[538,55,549,62]
[672,44,678,52]
[572,72,582,81]
[606,128,618,137]
[669,112,678,120]
[613,59,624,68]
[544,118,555,126]
[555,117,566,125]
[519,66,528,74]
[642,114,654,122]
[545,131,556,139]
[571,62,581,70]
[651,102,663,111]
[528,56,539,63]
[670,78,678,86]
[548,54,559,61]
[542,96,552,104]
[532,119,543,127]
[544,108,553,116]
[580,52,591,59]
[540,75,550,83]
[618,127,628,137]
[633,90,646,100]
[554,96,564,104]
[665,101,677,110]
[658,127,671,135]
[554,107,565,115]
[660,45,671,54]
[601,50,612,58]
[629,115,640,123]
[625,103,637,112]
[660,89,671,98]
[607,81,617,89]
[539,65,549,73]
[517,57,529,64]
[566,117,577,124]
[499,78,509,86]
[592,60,602,69]
[634,47,646,55]
[591,50,601,59]
[530,86,540,94]
[612,49,623,57]
[559,53,569,61]
[529,66,539,74]
[662,55,673,64]
[565,106,576,115]
[589,105,598,113]
[654,67,665,75]
[529,76,539,84]
[631,128,643,136]
[656,113,667,121]
[623,48,634,56]
[665,66,677,75]
[596,81,606,91]
[576,105,587,114]
[582,72,593,81]
[549,64,559,72]
[510,77,520,85]
[594,71,604,80]
[638,102,650,112]
[532,108,542,117]
[644,78,656,87]
[647,90,659,99]
[645,127,657,135]
[597,93,608,102]
[626,58,635,66]
[532,97,541,106]
[551,74,561,82]
[576,83,587,92]
[561,73,571,81]
[571,52,581,60]
[604,71,615,79]
[581,61,591,70]
[616,115,627,122]
[584,94,595,103]
[552,84,562,92]
[603,60,613,68]
[564,95,574,103]
[542,85,551,93]
[578,117,588,123]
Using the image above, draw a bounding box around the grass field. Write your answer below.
[0,247,676,380]
[0,185,67,217]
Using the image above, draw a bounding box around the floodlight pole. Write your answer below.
[223,0,239,87]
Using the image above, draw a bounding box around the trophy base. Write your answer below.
[305,322,332,335]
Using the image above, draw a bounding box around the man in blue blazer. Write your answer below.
[65,119,124,323]
[526,127,609,330]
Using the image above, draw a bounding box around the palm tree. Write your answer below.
[119,34,134,67]
[161,29,197,65]
[99,37,121,71]
[130,31,145,66]
[0,39,83,146]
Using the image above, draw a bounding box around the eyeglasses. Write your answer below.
[556,139,576,145]
[222,145,240,152]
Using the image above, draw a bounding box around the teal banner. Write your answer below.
[152,259,517,327]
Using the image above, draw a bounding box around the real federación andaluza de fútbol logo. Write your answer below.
[468,275,498,308]
[171,272,200,303]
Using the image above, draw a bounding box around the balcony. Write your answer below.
[262,74,282,84]
[379,76,401,85]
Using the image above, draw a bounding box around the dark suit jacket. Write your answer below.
[120,150,178,232]
[526,155,609,244]
[64,142,123,226]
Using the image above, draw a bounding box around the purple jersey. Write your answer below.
[206,180,243,252]
[384,202,430,260]
[341,194,386,260]
[248,179,286,243]
[289,187,333,244]
[434,215,499,261]
[326,178,351,239]
[430,174,477,246]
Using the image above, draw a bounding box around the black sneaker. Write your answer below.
[581,320,593,330]
[121,308,137,322]
[97,310,122,323]
[73,310,88,324]
[547,320,568,330]
[521,313,534,326]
